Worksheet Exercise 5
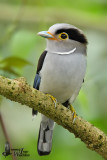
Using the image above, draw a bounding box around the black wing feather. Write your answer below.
[36,50,47,74]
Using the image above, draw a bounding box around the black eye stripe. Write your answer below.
[55,28,88,44]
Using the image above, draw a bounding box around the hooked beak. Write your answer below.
[37,31,57,40]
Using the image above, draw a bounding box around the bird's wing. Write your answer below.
[32,50,47,116]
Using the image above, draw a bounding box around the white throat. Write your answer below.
[49,47,76,55]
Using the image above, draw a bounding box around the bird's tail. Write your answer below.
[37,115,54,156]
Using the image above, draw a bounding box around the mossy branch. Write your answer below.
[0,75,107,159]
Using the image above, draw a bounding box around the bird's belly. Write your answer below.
[39,53,86,103]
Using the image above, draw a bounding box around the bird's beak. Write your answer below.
[37,31,57,40]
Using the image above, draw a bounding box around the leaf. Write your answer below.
[0,66,20,76]
[0,56,32,68]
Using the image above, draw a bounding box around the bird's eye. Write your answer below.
[59,33,68,40]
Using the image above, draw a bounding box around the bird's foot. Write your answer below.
[69,104,76,123]
[46,94,57,107]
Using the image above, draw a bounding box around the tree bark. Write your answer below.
[0,75,107,159]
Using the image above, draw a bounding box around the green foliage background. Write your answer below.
[0,0,107,160]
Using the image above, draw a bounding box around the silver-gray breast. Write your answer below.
[33,23,88,156]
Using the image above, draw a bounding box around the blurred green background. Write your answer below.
[0,0,107,160]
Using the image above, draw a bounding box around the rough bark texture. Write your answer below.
[0,76,107,159]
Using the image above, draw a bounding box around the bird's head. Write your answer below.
[38,23,88,54]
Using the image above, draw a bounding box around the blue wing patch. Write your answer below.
[33,74,41,90]
[32,74,41,116]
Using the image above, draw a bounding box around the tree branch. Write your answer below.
[0,75,107,159]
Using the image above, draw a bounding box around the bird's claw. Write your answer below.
[72,112,76,123]
[69,104,77,123]
[46,94,57,108]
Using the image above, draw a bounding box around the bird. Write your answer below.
[33,23,88,156]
